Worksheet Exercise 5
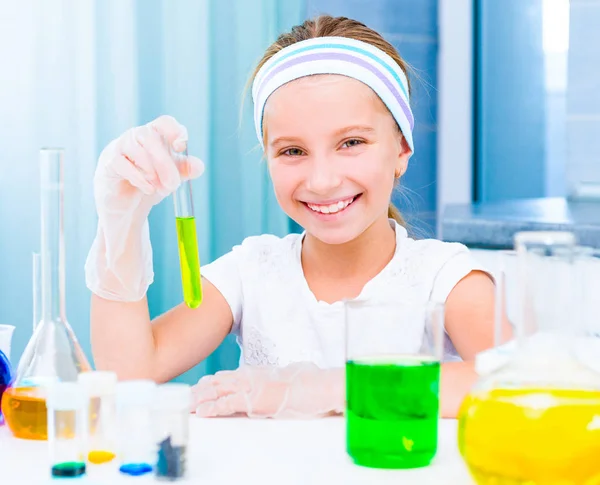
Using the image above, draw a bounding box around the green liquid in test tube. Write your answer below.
[173,148,203,308]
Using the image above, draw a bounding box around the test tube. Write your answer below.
[172,147,203,309]
[32,252,40,333]
[153,383,192,481]
[78,371,117,464]
[116,380,156,476]
[46,382,87,478]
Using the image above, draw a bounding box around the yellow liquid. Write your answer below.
[458,388,600,485]
[88,450,116,464]
[87,397,115,463]
[176,216,202,308]
[1,387,48,440]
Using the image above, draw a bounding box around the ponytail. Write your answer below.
[388,202,406,227]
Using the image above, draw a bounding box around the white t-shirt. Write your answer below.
[202,220,488,368]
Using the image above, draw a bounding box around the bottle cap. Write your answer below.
[46,382,85,410]
[78,371,117,397]
[154,383,192,411]
[116,379,156,408]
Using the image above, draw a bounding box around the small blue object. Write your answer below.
[119,463,153,476]
[156,436,186,479]
[0,349,13,426]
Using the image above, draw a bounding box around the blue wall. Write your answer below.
[476,0,546,202]
[567,0,600,195]
[306,0,439,235]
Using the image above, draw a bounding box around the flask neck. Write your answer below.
[40,149,67,323]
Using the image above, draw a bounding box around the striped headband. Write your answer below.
[252,36,414,154]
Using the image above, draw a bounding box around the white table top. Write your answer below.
[0,417,473,484]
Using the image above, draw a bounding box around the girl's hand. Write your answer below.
[85,115,204,302]
[192,363,344,419]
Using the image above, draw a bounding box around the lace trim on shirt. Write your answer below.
[242,325,280,366]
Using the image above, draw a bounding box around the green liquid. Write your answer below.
[346,356,440,469]
[176,216,203,309]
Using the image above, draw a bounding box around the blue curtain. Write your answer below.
[0,0,306,385]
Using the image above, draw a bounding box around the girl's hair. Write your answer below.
[250,14,412,227]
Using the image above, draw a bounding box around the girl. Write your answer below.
[86,15,500,419]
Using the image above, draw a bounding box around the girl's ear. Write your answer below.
[394,134,411,178]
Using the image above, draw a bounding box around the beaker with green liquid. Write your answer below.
[172,147,202,309]
[345,300,444,469]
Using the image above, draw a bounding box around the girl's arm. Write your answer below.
[91,278,233,383]
[441,270,512,417]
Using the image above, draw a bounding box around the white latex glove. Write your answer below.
[192,363,345,419]
[85,115,205,301]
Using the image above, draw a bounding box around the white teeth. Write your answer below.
[307,197,355,214]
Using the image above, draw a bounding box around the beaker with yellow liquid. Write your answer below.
[458,232,600,485]
[1,148,91,440]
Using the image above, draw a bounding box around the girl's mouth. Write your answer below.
[303,194,362,215]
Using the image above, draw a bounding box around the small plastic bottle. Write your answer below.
[46,381,87,479]
[116,379,157,476]
[154,383,192,481]
[78,371,117,464]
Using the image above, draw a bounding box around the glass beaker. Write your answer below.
[573,246,600,340]
[116,380,156,476]
[46,382,87,478]
[570,245,600,378]
[475,250,519,376]
[153,383,191,481]
[78,371,118,464]
[458,231,600,485]
[0,324,15,425]
[3,148,91,441]
[345,300,444,469]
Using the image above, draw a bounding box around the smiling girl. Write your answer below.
[86,15,501,418]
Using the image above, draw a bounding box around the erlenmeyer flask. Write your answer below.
[2,148,91,440]
[458,232,600,485]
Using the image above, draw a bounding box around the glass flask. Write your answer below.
[2,148,91,440]
[0,325,15,425]
[458,231,600,485]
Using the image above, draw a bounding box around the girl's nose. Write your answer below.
[305,157,343,195]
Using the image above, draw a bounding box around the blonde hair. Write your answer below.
[249,15,412,227]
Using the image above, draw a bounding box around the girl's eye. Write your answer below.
[283,147,305,157]
[341,139,363,149]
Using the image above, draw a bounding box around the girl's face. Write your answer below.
[263,75,412,245]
